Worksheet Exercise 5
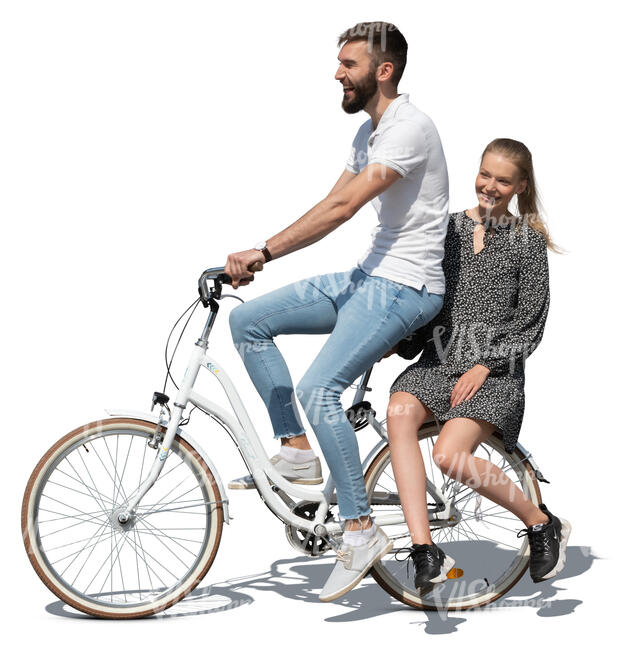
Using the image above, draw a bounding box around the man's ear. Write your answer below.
[377,61,394,83]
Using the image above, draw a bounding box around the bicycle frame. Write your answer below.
[117,269,456,539]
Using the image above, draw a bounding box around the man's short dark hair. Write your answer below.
[337,22,408,87]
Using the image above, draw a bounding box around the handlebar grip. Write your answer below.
[204,260,264,289]
[218,261,261,285]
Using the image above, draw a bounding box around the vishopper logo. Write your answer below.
[428,578,553,620]
[294,386,363,429]
[233,340,272,362]
[428,322,536,376]
[349,146,421,180]
[345,21,398,55]
[453,210,538,247]
[431,448,522,503]
[291,271,399,311]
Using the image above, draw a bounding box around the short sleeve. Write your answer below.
[345,120,371,175]
[345,147,360,174]
[368,120,427,177]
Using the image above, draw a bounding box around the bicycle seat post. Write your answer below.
[351,365,373,404]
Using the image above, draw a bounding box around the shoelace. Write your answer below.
[516,526,551,556]
[336,548,352,563]
[394,546,432,579]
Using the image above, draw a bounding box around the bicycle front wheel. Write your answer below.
[365,423,541,611]
[22,418,224,619]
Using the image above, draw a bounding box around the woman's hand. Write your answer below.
[450,364,491,407]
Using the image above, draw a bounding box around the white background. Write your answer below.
[1,0,617,644]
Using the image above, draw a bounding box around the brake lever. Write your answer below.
[199,260,264,305]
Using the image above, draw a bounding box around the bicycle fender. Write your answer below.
[105,408,230,523]
[512,441,550,484]
[361,439,389,474]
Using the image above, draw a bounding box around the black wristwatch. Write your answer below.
[253,240,272,263]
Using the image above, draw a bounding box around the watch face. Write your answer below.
[254,241,266,250]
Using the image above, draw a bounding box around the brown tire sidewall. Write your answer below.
[21,417,224,619]
[365,426,541,611]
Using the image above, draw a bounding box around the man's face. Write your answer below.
[335,40,378,114]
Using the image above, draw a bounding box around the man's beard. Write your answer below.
[341,68,378,114]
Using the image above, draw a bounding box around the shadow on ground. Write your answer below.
[46,544,594,629]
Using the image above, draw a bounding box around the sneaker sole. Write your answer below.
[417,554,456,596]
[319,538,394,603]
[228,477,323,490]
[534,518,572,582]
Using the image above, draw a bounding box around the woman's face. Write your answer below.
[475,152,527,217]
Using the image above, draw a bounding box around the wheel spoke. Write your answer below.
[25,424,223,614]
[56,523,114,570]
[58,461,115,509]
[40,493,109,523]
[73,448,111,514]
[102,436,129,505]
[365,432,537,608]
[137,518,194,569]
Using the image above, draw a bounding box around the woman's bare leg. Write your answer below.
[432,417,549,527]
[386,392,435,545]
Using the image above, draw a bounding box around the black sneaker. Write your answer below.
[396,542,455,596]
[517,503,571,583]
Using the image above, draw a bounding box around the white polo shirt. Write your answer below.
[346,93,449,294]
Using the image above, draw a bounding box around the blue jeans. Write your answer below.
[228,265,443,520]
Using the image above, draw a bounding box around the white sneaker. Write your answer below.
[227,454,323,490]
[319,525,393,602]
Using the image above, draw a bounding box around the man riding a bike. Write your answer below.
[223,21,449,602]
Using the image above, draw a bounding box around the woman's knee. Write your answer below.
[386,392,429,432]
[432,441,469,477]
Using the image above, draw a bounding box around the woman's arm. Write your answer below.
[477,229,551,375]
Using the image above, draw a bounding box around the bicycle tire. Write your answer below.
[22,417,224,619]
[365,422,542,611]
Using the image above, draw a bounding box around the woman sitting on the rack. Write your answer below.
[383,137,571,595]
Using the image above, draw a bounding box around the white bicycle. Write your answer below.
[22,266,549,618]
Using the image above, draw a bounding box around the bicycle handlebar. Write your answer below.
[198,261,264,305]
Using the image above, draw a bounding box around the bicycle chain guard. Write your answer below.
[284,501,338,557]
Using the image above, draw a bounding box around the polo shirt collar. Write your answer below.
[372,93,409,133]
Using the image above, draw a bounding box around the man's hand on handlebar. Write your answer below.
[224,249,266,289]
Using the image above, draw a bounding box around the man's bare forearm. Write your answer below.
[265,195,352,260]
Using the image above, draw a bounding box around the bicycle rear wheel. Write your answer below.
[365,422,541,611]
[22,418,224,619]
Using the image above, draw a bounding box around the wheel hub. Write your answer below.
[109,507,136,532]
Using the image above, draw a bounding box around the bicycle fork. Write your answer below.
[117,346,204,524]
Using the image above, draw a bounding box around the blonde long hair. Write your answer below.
[482,138,562,254]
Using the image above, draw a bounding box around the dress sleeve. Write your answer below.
[477,230,551,375]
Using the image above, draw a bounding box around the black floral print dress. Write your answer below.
[389,210,550,454]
